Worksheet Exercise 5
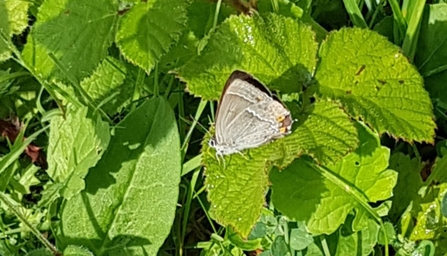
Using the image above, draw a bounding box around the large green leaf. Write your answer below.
[177,14,318,99]
[271,122,397,235]
[115,0,187,72]
[58,97,181,255]
[22,0,117,81]
[202,100,357,237]
[315,28,436,143]
[47,106,110,200]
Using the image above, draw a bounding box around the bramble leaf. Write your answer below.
[315,28,436,143]
[271,122,397,234]
[177,14,318,99]
[0,1,11,61]
[0,0,29,61]
[4,0,29,35]
[115,0,187,72]
[281,100,358,166]
[202,100,357,237]
[22,0,117,81]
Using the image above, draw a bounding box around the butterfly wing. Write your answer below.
[227,99,292,151]
[214,71,273,144]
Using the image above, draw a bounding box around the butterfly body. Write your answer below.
[209,70,293,157]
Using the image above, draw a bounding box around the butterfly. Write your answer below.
[209,70,293,158]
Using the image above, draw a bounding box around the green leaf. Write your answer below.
[201,100,357,237]
[271,236,288,256]
[202,137,271,238]
[4,0,29,35]
[430,155,447,183]
[415,4,447,77]
[280,100,358,165]
[378,221,396,245]
[115,0,187,72]
[79,57,132,115]
[271,122,397,235]
[10,164,40,195]
[1,0,29,61]
[388,153,423,220]
[315,28,436,143]
[24,248,54,256]
[373,16,394,42]
[177,14,318,100]
[408,183,447,241]
[22,0,117,81]
[330,217,380,256]
[58,97,181,255]
[289,226,313,251]
[415,3,447,102]
[303,242,325,256]
[442,192,447,218]
[256,0,304,20]
[158,0,236,71]
[63,245,94,256]
[227,227,262,251]
[47,106,110,200]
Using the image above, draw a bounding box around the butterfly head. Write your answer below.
[209,137,240,161]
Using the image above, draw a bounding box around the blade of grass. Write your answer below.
[343,0,368,28]
[388,0,407,45]
[401,0,426,61]
[131,68,145,111]
[213,0,223,29]
[0,71,29,84]
[182,154,202,176]
[0,192,60,255]
[180,168,201,255]
[154,64,159,96]
[177,91,186,146]
[0,31,67,114]
[181,99,207,157]
[0,125,49,175]
[49,53,113,123]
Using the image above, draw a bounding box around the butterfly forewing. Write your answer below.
[211,70,293,156]
[215,72,273,144]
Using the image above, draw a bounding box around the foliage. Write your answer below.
[0,0,446,255]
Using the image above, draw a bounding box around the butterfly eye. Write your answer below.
[209,138,216,147]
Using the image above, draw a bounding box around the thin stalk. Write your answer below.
[0,192,61,255]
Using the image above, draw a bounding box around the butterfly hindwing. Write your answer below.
[211,70,293,156]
